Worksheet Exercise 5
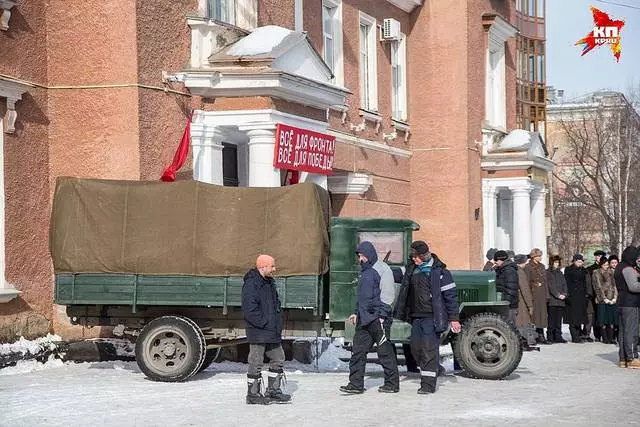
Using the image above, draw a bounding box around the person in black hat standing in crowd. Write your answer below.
[586,250,607,341]
[547,255,568,343]
[564,254,590,343]
[394,241,461,394]
[493,250,519,324]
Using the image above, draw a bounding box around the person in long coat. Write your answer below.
[592,257,618,344]
[563,254,590,343]
[525,248,549,344]
[547,255,568,343]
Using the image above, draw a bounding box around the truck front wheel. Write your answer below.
[135,316,205,382]
[453,312,522,380]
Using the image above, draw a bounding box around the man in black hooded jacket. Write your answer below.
[340,241,400,394]
[493,250,519,324]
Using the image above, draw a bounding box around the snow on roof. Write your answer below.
[498,129,533,150]
[227,25,294,57]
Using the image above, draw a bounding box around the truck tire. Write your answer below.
[176,315,207,374]
[135,316,205,382]
[453,312,522,380]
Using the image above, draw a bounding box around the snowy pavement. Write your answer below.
[1,339,640,427]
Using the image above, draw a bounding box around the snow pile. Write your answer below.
[0,333,62,356]
[227,25,293,56]
[0,354,64,376]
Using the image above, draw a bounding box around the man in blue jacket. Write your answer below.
[242,254,291,404]
[340,241,400,394]
[394,241,461,394]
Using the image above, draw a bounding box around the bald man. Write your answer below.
[242,254,291,404]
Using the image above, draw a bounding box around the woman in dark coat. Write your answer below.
[525,248,549,344]
[563,254,589,343]
[593,257,618,344]
[547,255,568,343]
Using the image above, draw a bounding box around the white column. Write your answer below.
[482,181,498,256]
[191,126,224,185]
[531,186,549,265]
[246,128,281,187]
[511,182,533,255]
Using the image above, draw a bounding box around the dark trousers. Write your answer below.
[410,317,441,392]
[569,324,582,342]
[349,319,399,389]
[618,307,640,362]
[247,343,285,378]
[547,306,564,342]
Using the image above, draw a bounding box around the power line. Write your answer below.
[594,0,640,11]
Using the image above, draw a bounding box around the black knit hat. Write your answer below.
[514,254,528,264]
[594,250,606,257]
[572,253,584,262]
[494,250,509,261]
[411,241,429,256]
[486,248,498,261]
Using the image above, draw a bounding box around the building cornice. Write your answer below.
[327,172,372,195]
[384,0,422,13]
[0,76,32,133]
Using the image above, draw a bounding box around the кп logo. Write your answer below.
[575,6,625,62]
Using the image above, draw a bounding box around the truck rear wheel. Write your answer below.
[454,312,522,380]
[135,316,205,382]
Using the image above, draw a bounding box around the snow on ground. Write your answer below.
[0,334,62,357]
[2,337,640,427]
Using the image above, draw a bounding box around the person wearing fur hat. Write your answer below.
[586,250,606,341]
[483,248,498,271]
[525,248,550,344]
[564,254,590,343]
[242,255,290,404]
[493,250,519,324]
[547,255,568,343]
[393,241,461,394]
[593,257,618,344]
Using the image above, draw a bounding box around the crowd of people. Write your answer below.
[484,246,640,369]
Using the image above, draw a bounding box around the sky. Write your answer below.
[546,0,640,101]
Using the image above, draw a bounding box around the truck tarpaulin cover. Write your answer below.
[50,177,330,277]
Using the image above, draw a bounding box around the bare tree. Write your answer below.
[552,91,640,256]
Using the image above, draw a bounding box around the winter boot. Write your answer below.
[339,383,364,394]
[536,331,550,345]
[626,359,640,369]
[265,370,291,403]
[378,384,399,393]
[246,376,270,405]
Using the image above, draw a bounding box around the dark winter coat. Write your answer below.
[393,254,459,333]
[547,267,568,307]
[354,242,390,326]
[241,268,283,344]
[525,261,548,327]
[563,264,589,325]
[495,261,519,309]
[516,266,534,327]
[614,246,640,308]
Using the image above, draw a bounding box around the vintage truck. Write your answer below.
[51,177,523,383]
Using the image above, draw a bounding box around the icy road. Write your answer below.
[1,338,639,427]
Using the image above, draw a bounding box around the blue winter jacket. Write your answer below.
[241,268,283,343]
[354,242,391,326]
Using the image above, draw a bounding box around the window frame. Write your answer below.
[322,0,344,86]
[207,0,236,25]
[391,33,407,121]
[357,231,406,265]
[359,12,378,112]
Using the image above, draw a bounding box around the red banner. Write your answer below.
[274,123,335,176]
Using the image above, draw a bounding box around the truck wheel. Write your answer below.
[176,316,207,374]
[198,348,222,373]
[454,312,522,380]
[135,316,205,382]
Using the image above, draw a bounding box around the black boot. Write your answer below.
[246,376,270,405]
[536,329,550,345]
[601,326,609,344]
[417,378,435,395]
[265,371,291,403]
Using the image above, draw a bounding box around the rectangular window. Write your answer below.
[222,143,239,187]
[391,34,407,121]
[322,1,343,86]
[528,0,535,17]
[357,232,405,265]
[359,12,378,111]
[528,55,535,82]
[207,0,235,25]
[537,0,545,18]
[537,55,544,83]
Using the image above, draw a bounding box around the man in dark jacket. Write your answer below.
[242,254,291,404]
[340,241,399,394]
[393,241,461,394]
[613,246,640,368]
[564,254,589,343]
[494,250,519,324]
[586,250,606,341]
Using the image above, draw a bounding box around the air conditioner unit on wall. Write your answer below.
[382,18,401,41]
